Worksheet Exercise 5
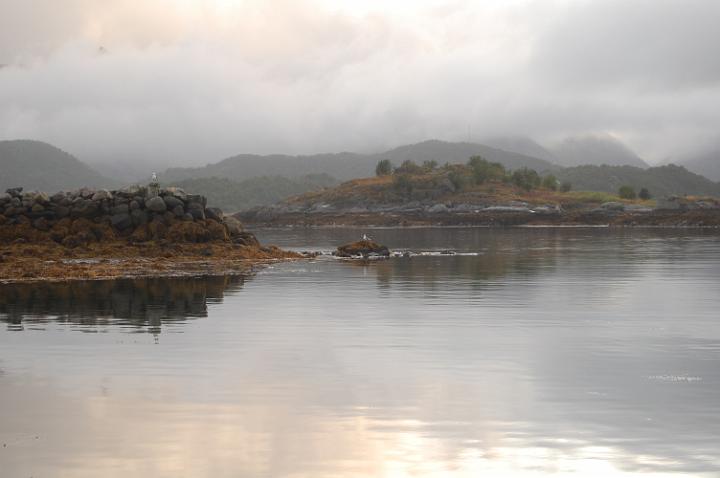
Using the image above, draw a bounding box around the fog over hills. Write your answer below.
[551,135,649,168]
[2,1,720,169]
[678,151,720,182]
[483,137,558,164]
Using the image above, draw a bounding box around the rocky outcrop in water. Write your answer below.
[335,240,390,258]
[0,186,255,246]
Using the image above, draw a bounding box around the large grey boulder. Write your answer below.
[145,196,167,213]
[163,195,184,210]
[131,209,148,226]
[427,203,448,214]
[110,213,133,230]
[205,207,223,222]
[111,204,129,215]
[92,190,113,202]
[187,202,205,220]
[164,187,187,200]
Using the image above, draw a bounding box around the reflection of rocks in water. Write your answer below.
[368,242,558,290]
[0,275,246,333]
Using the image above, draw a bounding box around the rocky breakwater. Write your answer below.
[0,185,258,247]
[0,186,298,283]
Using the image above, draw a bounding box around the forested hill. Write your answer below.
[0,140,116,192]
[169,174,338,212]
[554,164,720,198]
[162,140,556,183]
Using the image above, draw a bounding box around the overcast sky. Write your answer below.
[1,0,719,167]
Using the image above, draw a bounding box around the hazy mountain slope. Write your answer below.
[163,140,557,183]
[679,152,720,182]
[552,135,649,168]
[378,140,557,172]
[483,136,557,163]
[169,174,338,212]
[555,164,720,197]
[164,152,366,183]
[0,140,116,192]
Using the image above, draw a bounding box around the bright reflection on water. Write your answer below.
[1,228,719,478]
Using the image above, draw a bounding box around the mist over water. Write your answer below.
[1,228,719,477]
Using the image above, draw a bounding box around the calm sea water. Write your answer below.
[1,227,719,478]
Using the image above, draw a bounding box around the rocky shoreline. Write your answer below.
[0,186,299,283]
[238,200,720,228]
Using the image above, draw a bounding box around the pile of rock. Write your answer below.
[0,186,256,247]
[334,240,390,258]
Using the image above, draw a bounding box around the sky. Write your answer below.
[1,0,719,167]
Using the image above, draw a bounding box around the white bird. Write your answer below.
[362,233,371,241]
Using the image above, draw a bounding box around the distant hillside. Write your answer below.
[0,140,116,192]
[679,152,720,182]
[552,135,649,168]
[555,164,720,197]
[169,174,338,212]
[484,136,557,163]
[162,140,557,183]
[380,140,557,172]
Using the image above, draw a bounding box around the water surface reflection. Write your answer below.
[1,228,719,477]
[0,276,246,333]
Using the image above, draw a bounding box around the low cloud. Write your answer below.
[1,0,719,167]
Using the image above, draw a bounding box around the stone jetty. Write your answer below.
[0,185,256,247]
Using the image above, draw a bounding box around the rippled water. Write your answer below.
[1,228,719,477]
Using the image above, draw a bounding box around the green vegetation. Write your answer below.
[375,159,393,176]
[618,185,637,199]
[394,160,424,175]
[639,187,651,200]
[467,156,506,184]
[171,174,338,212]
[560,181,572,192]
[392,174,414,198]
[542,174,559,191]
[512,167,541,191]
[422,160,438,171]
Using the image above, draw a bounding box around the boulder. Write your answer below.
[71,200,99,218]
[164,187,187,200]
[110,213,133,230]
[172,205,185,217]
[145,196,167,213]
[92,190,113,201]
[427,203,448,214]
[187,202,205,220]
[232,232,261,247]
[335,240,390,258]
[6,187,23,197]
[54,206,70,218]
[131,209,149,226]
[205,207,223,222]
[163,195,184,210]
[223,216,244,236]
[111,204,129,215]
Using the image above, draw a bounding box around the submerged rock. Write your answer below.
[335,240,390,258]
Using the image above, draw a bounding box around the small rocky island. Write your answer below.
[335,239,390,258]
[0,185,298,283]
